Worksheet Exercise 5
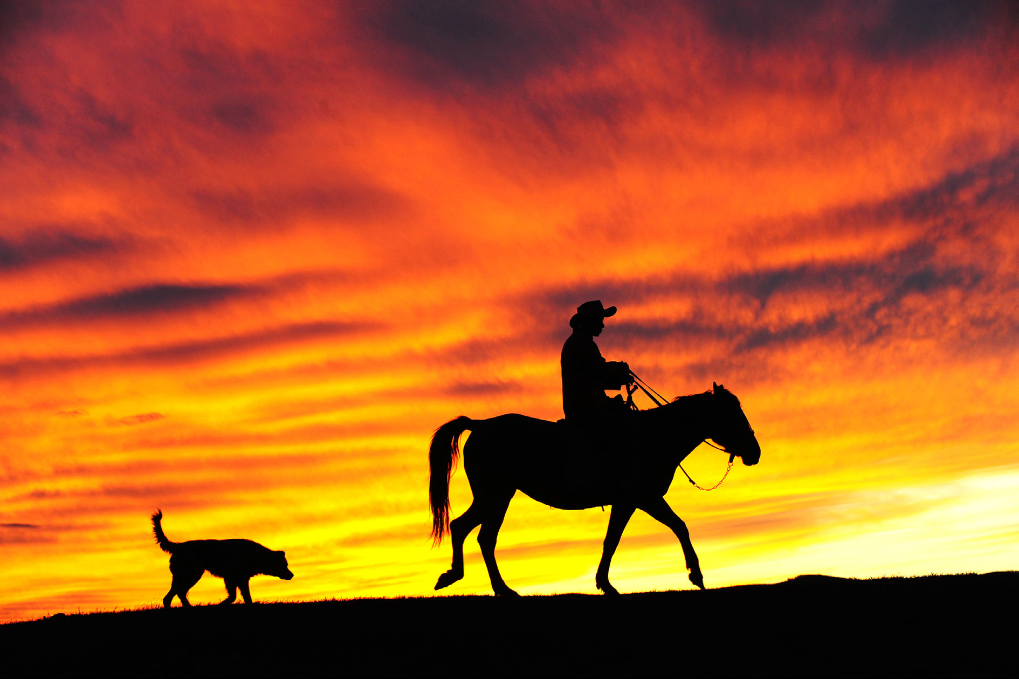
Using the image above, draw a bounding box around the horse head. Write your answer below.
[707,382,761,466]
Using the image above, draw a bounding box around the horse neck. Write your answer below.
[655,392,713,457]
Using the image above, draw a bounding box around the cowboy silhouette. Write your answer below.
[561,300,633,423]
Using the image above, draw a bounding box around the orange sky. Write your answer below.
[2,1,1018,622]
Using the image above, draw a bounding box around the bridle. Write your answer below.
[627,371,739,491]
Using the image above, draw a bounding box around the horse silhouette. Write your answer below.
[429,382,761,596]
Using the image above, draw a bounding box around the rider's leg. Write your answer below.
[638,496,705,590]
[595,504,635,595]
[435,503,481,590]
[477,487,518,597]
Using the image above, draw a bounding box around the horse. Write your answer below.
[428,382,761,596]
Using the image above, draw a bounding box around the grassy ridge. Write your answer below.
[4,572,1016,678]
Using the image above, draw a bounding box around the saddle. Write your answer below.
[550,410,641,495]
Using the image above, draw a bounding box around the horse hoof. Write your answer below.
[434,570,463,591]
[494,586,520,598]
[596,579,620,596]
[689,569,705,590]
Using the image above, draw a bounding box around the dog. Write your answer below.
[151,510,294,608]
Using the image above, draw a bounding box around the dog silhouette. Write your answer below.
[152,510,293,607]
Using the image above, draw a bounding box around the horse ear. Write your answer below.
[713,382,718,392]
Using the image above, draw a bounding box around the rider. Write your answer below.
[561,300,634,424]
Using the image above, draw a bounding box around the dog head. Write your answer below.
[268,550,294,580]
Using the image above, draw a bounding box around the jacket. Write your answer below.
[561,331,630,421]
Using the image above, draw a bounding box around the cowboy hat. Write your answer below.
[570,300,616,328]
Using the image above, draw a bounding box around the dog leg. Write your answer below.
[220,579,238,605]
[169,566,203,608]
[239,579,253,604]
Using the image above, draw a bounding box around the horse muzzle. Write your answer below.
[741,438,762,466]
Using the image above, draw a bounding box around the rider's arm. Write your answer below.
[601,361,630,390]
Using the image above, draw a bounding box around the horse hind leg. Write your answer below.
[477,487,518,597]
[435,503,481,590]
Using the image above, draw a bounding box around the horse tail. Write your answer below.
[429,416,473,545]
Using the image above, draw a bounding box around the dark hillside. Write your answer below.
[4,572,1016,678]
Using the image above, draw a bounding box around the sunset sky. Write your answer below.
[2,1,1018,622]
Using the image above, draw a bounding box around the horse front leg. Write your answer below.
[595,504,635,596]
[638,496,705,590]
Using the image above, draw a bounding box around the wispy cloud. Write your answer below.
[359,1,627,91]
[192,182,413,228]
[0,319,382,381]
[1,283,259,328]
[0,229,127,273]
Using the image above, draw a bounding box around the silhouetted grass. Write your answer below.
[4,572,1015,678]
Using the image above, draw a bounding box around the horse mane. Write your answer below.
[627,391,712,422]
[671,390,712,404]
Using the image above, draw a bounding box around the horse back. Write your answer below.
[462,414,635,508]
[464,414,558,453]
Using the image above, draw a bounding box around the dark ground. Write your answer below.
[3,572,1016,678]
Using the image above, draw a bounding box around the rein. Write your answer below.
[679,456,734,491]
[628,371,734,492]
[629,373,668,407]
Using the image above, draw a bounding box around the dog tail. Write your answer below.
[151,509,176,553]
